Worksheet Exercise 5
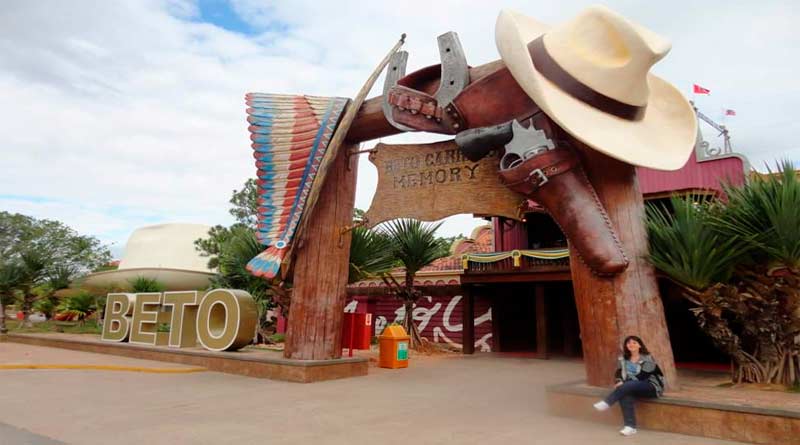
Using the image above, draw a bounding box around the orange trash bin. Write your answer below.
[378,325,410,369]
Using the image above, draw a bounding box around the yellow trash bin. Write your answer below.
[378,325,410,369]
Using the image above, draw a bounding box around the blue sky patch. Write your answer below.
[196,0,257,35]
[0,194,57,203]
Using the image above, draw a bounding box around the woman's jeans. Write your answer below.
[604,380,657,427]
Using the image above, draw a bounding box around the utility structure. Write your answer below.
[691,102,751,172]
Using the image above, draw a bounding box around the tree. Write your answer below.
[211,226,277,342]
[0,212,111,327]
[195,178,259,269]
[348,226,396,284]
[646,162,800,385]
[0,261,23,334]
[437,234,466,253]
[379,219,449,348]
[196,179,290,343]
[228,178,259,228]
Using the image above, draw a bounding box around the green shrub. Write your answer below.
[33,297,57,319]
[56,291,96,321]
[268,333,285,343]
[128,276,166,293]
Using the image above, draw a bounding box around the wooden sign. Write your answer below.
[364,140,525,226]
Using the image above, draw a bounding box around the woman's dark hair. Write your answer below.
[622,335,650,360]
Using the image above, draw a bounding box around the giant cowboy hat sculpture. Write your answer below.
[495,6,697,170]
[385,6,696,275]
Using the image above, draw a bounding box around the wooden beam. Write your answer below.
[284,144,357,360]
[460,270,571,284]
[569,144,678,389]
[535,284,548,359]
[462,286,475,355]
[346,284,462,297]
[344,60,506,144]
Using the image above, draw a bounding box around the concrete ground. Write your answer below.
[0,343,745,445]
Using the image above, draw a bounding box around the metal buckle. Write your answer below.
[529,168,548,188]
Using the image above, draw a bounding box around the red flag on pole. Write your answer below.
[693,84,711,95]
[725,109,736,116]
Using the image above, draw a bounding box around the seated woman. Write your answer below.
[593,335,665,436]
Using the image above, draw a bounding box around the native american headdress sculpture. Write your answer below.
[245,93,348,279]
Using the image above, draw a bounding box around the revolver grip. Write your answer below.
[454,121,514,162]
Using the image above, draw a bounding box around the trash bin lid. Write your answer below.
[380,325,410,339]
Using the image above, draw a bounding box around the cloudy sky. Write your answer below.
[1,0,798,258]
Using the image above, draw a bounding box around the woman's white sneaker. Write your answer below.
[593,401,610,411]
[619,426,638,436]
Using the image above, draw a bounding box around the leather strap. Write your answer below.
[501,148,579,193]
[387,85,465,133]
[528,37,646,121]
[389,64,540,134]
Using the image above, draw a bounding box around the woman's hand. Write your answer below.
[615,381,623,388]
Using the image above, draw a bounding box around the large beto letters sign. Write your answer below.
[101,289,258,352]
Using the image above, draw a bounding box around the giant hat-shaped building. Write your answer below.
[83,223,215,291]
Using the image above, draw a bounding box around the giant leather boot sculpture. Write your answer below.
[384,33,629,275]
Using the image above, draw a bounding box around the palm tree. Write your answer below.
[18,251,47,328]
[216,226,275,341]
[710,160,800,271]
[348,226,396,284]
[646,162,800,385]
[0,261,23,334]
[380,219,449,348]
[646,196,749,294]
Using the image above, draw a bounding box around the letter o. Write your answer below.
[196,289,258,351]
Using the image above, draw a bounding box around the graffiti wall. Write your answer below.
[345,294,494,352]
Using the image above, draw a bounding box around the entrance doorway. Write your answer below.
[490,282,582,357]
[493,285,537,352]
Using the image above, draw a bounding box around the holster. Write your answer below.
[499,148,629,275]
[387,64,540,134]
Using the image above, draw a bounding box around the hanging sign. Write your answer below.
[364,140,525,226]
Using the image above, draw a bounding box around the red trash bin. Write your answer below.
[342,312,372,356]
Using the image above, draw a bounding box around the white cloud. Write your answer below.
[1,0,798,253]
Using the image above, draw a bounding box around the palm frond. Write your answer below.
[711,160,800,269]
[348,226,396,283]
[646,196,750,290]
[380,219,449,277]
[216,226,270,300]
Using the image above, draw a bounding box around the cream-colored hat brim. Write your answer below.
[496,10,697,171]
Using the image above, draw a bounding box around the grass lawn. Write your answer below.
[4,319,102,335]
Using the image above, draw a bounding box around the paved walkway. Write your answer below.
[0,343,744,445]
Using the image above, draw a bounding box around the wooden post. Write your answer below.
[491,297,501,352]
[462,286,475,355]
[284,144,357,360]
[535,284,548,359]
[570,145,678,389]
[562,295,577,357]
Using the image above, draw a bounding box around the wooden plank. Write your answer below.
[346,284,462,297]
[460,271,572,284]
[570,144,678,389]
[462,286,475,355]
[364,141,526,226]
[535,284,548,359]
[284,144,357,360]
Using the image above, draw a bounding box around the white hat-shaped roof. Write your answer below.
[83,223,215,291]
[118,224,214,272]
